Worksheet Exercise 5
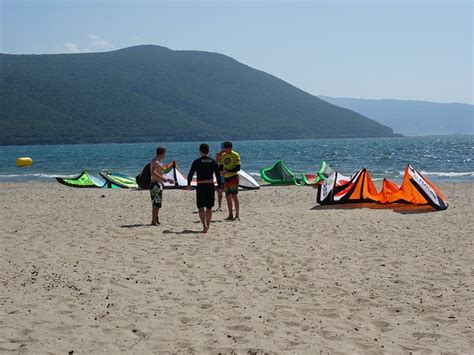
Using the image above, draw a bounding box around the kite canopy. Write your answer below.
[260,160,333,186]
[56,171,109,188]
[163,161,190,189]
[317,164,448,210]
[169,160,259,190]
[302,161,335,186]
[58,163,261,191]
[301,174,320,185]
[99,171,138,189]
[260,160,299,185]
[239,170,260,190]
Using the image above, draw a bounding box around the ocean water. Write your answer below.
[0,135,473,183]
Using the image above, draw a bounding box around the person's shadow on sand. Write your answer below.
[162,229,201,235]
[120,224,149,228]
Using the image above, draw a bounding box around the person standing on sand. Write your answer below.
[221,141,241,221]
[215,146,225,211]
[187,144,222,233]
[150,146,174,226]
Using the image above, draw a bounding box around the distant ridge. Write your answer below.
[319,96,473,136]
[0,45,395,145]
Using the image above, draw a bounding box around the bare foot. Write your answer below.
[203,226,209,233]
[233,216,240,221]
[156,217,161,225]
[224,216,234,221]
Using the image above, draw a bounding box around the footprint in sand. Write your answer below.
[355,342,376,351]
[316,329,338,341]
[131,328,148,338]
[7,338,29,345]
[57,309,73,315]
[283,321,301,327]
[412,332,442,340]
[19,329,34,336]
[371,320,393,332]
[319,309,340,318]
[227,324,253,332]
[386,306,404,314]
[179,317,192,324]
[199,303,213,310]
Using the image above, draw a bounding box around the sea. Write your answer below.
[0,135,473,183]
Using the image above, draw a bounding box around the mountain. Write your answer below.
[319,96,473,136]
[0,45,395,145]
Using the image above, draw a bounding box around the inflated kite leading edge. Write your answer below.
[56,171,108,188]
[260,160,333,186]
[317,164,448,210]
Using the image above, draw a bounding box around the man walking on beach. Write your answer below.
[221,141,241,221]
[187,144,222,233]
[150,146,174,226]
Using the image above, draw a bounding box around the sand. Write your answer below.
[0,182,473,354]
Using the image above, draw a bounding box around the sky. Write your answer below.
[1,0,473,104]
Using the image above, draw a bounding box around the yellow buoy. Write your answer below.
[16,157,33,167]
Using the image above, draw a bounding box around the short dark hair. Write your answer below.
[223,141,232,148]
[156,146,166,156]
[199,143,209,155]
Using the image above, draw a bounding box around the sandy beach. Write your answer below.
[0,181,472,354]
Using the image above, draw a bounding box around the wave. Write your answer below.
[398,171,474,177]
[2,170,474,182]
[420,171,474,177]
[0,173,64,179]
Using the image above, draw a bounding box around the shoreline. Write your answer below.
[1,179,474,186]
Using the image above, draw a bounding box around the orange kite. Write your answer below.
[317,164,448,210]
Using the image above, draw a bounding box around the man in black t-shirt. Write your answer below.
[187,143,223,233]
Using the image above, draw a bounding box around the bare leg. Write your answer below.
[225,194,234,220]
[217,189,223,210]
[205,208,212,231]
[151,206,160,226]
[233,195,240,220]
[198,207,208,233]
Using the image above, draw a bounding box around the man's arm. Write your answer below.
[214,162,222,189]
[187,160,196,186]
[227,165,241,173]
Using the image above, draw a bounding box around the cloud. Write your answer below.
[64,42,80,53]
[88,34,113,50]
[62,34,113,54]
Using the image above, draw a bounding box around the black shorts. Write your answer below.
[196,184,215,209]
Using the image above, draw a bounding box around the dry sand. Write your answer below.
[0,182,473,354]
